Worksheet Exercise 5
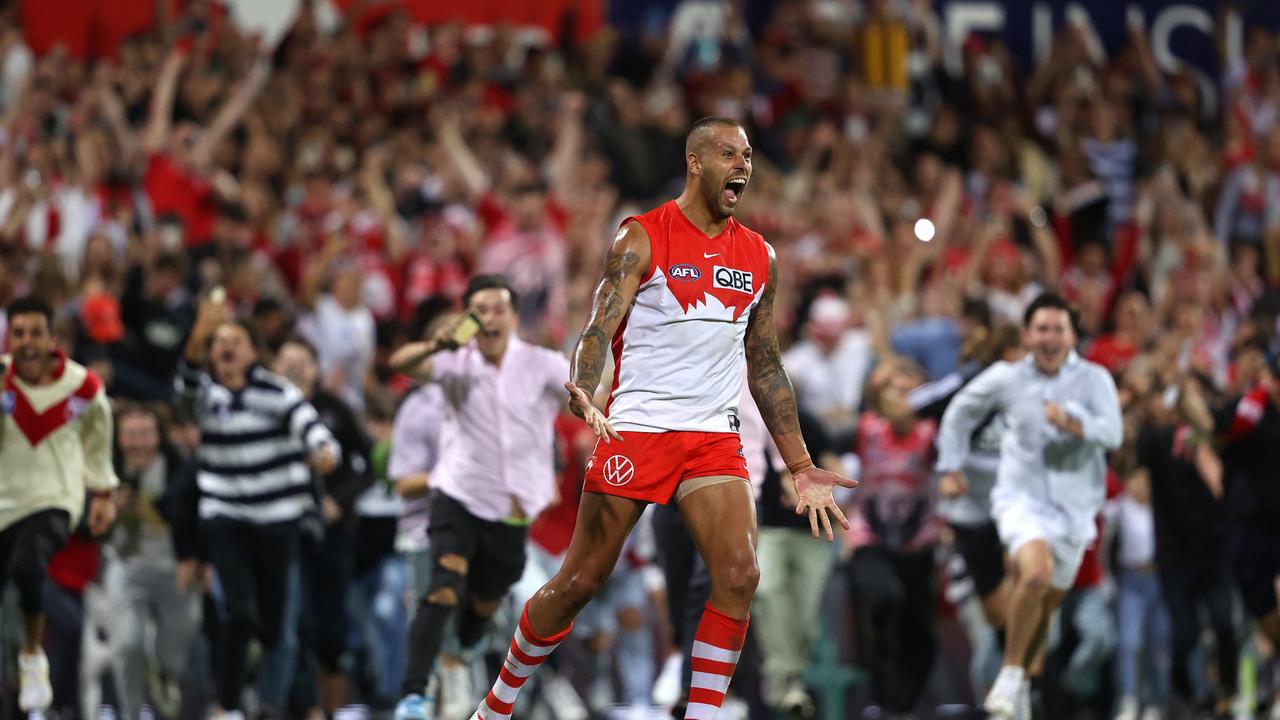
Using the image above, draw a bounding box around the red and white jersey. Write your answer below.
[606,200,771,433]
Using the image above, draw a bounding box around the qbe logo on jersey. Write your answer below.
[603,455,635,486]
[713,266,754,294]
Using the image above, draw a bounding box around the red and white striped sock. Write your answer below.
[475,602,571,719]
[685,602,749,720]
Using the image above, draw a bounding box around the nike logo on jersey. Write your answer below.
[662,260,760,320]
[703,251,720,258]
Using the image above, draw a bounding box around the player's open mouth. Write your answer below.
[723,178,747,204]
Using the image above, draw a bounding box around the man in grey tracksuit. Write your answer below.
[936,294,1123,720]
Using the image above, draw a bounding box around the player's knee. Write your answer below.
[558,568,608,609]
[717,554,760,603]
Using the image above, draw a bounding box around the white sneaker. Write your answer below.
[1140,708,1162,720]
[781,682,816,718]
[1017,680,1032,720]
[542,670,589,720]
[439,659,477,720]
[624,703,656,720]
[652,652,682,709]
[210,712,246,720]
[1115,696,1140,720]
[721,697,749,720]
[984,667,1025,720]
[588,669,614,711]
[18,651,52,711]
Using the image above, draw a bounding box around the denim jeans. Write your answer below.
[347,554,411,704]
[1116,567,1171,707]
[1049,586,1117,699]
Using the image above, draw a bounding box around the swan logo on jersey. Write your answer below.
[669,264,701,281]
[603,455,635,486]
[66,397,89,421]
[713,266,754,294]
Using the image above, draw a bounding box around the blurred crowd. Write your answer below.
[1,0,1280,718]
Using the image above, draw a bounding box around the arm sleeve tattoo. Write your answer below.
[745,245,808,459]
[571,225,646,396]
[742,245,798,435]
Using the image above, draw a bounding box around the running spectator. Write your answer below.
[175,296,339,719]
[106,403,202,720]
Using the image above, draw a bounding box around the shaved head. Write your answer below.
[686,117,745,155]
[681,118,752,220]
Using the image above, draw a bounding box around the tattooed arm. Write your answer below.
[745,243,857,540]
[564,221,651,441]
[744,244,808,467]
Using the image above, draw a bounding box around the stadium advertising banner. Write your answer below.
[17,0,604,59]
[932,0,1280,113]
[935,0,1280,76]
[16,0,1280,70]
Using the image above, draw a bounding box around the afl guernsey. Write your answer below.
[605,200,771,433]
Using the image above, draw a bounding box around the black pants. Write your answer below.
[1161,557,1239,700]
[43,577,83,719]
[847,545,937,714]
[302,522,355,674]
[276,521,355,716]
[401,492,527,696]
[950,521,1006,598]
[203,518,300,711]
[652,501,711,691]
[0,509,70,616]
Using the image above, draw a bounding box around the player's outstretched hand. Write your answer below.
[565,381,623,443]
[793,467,856,541]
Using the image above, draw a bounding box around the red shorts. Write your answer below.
[582,431,749,504]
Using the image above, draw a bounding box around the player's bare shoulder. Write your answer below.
[755,238,778,300]
[606,220,652,282]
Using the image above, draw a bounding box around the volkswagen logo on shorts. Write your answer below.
[603,455,635,486]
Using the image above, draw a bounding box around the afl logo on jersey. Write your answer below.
[669,264,701,282]
[1,391,12,416]
[602,455,635,486]
[713,266,754,294]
